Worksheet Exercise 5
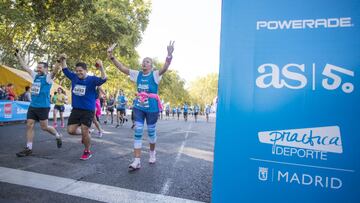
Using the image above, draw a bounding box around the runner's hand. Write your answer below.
[58,53,67,62]
[57,53,67,67]
[167,41,175,56]
[107,43,117,59]
[95,59,103,69]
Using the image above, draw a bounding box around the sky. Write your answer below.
[136,0,222,85]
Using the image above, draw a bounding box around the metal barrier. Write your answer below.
[0,100,72,122]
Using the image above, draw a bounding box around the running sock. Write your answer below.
[26,142,33,150]
[55,132,61,138]
[134,157,141,164]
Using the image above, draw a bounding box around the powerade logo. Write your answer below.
[256,17,353,30]
[258,126,342,153]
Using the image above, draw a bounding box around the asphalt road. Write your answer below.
[0,113,215,203]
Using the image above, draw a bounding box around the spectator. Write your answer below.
[6,83,17,101]
[51,92,58,104]
[19,86,32,102]
[0,85,7,100]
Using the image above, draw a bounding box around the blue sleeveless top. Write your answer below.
[117,95,126,110]
[134,71,159,112]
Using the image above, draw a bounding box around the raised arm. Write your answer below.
[159,41,175,76]
[50,62,62,79]
[15,51,33,77]
[95,59,107,80]
[59,53,68,70]
[107,43,130,75]
[59,54,76,80]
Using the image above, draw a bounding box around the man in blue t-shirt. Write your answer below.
[194,104,200,122]
[205,105,211,122]
[176,106,181,120]
[61,58,107,160]
[172,107,176,118]
[183,103,189,122]
[116,89,127,128]
[15,52,63,157]
[165,103,170,119]
[108,41,174,171]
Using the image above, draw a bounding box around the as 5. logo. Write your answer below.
[255,63,355,93]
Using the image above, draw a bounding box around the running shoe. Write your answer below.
[129,161,141,171]
[80,150,92,160]
[115,124,120,128]
[56,136,62,148]
[98,131,103,138]
[149,151,156,164]
[16,147,32,157]
[61,122,65,128]
[53,122,57,128]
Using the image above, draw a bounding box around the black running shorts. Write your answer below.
[68,108,94,128]
[54,105,65,112]
[27,106,50,121]
[117,108,126,115]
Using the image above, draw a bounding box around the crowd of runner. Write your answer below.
[10,42,213,171]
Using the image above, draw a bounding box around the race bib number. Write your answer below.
[73,85,86,96]
[31,82,41,95]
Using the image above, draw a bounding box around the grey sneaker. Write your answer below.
[16,147,32,157]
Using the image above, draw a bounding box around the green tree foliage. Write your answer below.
[158,70,190,106]
[0,0,193,106]
[151,59,190,107]
[0,0,150,92]
[188,73,218,107]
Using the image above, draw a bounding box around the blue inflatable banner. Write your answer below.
[0,101,29,122]
[212,0,359,202]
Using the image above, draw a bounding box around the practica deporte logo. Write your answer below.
[258,126,343,154]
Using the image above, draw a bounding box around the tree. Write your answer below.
[188,73,218,108]
[0,0,151,92]
[159,70,190,106]
[152,60,190,107]
[0,0,194,106]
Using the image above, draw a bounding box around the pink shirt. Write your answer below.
[95,99,101,117]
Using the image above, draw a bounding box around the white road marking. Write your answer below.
[0,166,204,203]
[161,123,193,196]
